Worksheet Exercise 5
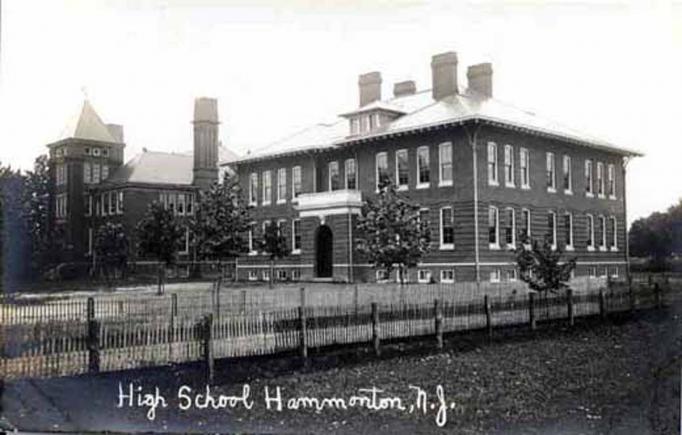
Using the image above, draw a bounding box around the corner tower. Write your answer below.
[192,97,219,190]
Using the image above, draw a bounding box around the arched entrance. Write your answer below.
[315,225,333,278]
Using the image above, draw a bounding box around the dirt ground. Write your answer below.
[2,301,681,434]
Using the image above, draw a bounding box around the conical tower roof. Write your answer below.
[58,100,117,143]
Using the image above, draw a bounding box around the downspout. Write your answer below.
[622,156,631,280]
[464,122,482,286]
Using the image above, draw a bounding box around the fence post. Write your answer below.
[529,292,536,331]
[484,295,492,339]
[434,299,443,350]
[654,282,662,309]
[298,306,307,359]
[599,288,606,320]
[203,313,214,384]
[372,302,381,356]
[86,297,100,373]
[567,289,574,327]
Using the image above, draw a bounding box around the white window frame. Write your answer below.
[520,147,530,189]
[608,163,616,199]
[440,269,455,283]
[599,215,607,251]
[610,216,618,251]
[262,170,272,206]
[277,269,287,281]
[344,159,357,190]
[487,142,498,186]
[547,210,557,250]
[563,155,572,194]
[186,193,194,215]
[597,162,605,198]
[248,222,257,255]
[375,152,388,191]
[117,191,124,215]
[546,152,556,192]
[417,269,432,284]
[177,193,185,216]
[292,269,301,281]
[350,118,360,135]
[439,142,453,187]
[248,270,259,281]
[180,227,190,255]
[292,166,302,199]
[488,205,500,249]
[416,146,430,189]
[327,162,339,192]
[292,219,301,254]
[489,269,501,283]
[277,168,287,203]
[395,149,409,190]
[101,165,109,180]
[439,207,454,250]
[586,214,595,251]
[83,162,91,184]
[504,207,516,250]
[92,147,101,157]
[249,173,258,206]
[564,212,574,251]
[262,269,271,282]
[504,144,514,187]
[375,269,389,283]
[521,208,531,248]
[585,160,594,197]
[506,269,518,282]
[92,163,100,184]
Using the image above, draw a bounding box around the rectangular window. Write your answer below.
[375,152,388,190]
[248,270,258,281]
[597,162,605,197]
[101,165,109,180]
[292,269,301,281]
[599,215,607,250]
[586,214,595,250]
[610,216,618,250]
[585,160,593,196]
[487,142,498,185]
[262,171,272,205]
[168,192,176,214]
[439,142,453,186]
[328,162,340,191]
[85,195,92,217]
[440,270,455,283]
[418,269,432,283]
[101,193,107,216]
[375,269,389,283]
[83,162,92,184]
[546,152,556,191]
[92,163,101,184]
[361,116,369,133]
[563,155,572,193]
[564,212,573,249]
[417,146,430,188]
[277,270,287,281]
[292,166,302,198]
[108,192,115,215]
[504,145,514,187]
[277,168,287,202]
[248,222,256,255]
[507,269,518,282]
[262,269,271,282]
[179,228,189,254]
[292,219,301,253]
[547,211,557,249]
[345,159,357,190]
[440,207,454,249]
[350,118,360,135]
[56,194,68,218]
[520,208,531,245]
[249,173,258,205]
[488,206,499,248]
[186,193,194,215]
[87,227,93,255]
[608,164,616,198]
[489,269,501,283]
[177,193,185,215]
[504,208,515,249]
[396,149,409,189]
[117,191,124,214]
[520,148,530,189]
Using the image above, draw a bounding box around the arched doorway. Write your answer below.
[315,225,333,278]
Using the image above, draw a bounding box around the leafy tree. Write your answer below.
[189,173,251,276]
[257,221,290,288]
[136,201,185,266]
[94,222,129,283]
[629,198,681,270]
[22,155,54,274]
[0,163,28,289]
[516,235,577,294]
[355,180,431,284]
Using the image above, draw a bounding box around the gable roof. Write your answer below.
[105,151,194,186]
[236,88,642,163]
[58,100,119,143]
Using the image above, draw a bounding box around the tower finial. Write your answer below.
[80,86,89,101]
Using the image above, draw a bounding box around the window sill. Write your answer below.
[397,185,409,191]
[441,279,455,284]
[587,246,595,252]
[610,247,619,252]
[547,187,556,193]
[262,202,271,207]
[506,244,516,251]
[586,192,594,198]
[276,200,286,205]
[248,251,258,256]
[439,244,455,251]
[417,279,431,284]
[566,245,574,251]
[521,185,531,190]
[609,195,617,200]
[597,194,605,199]
[439,181,453,188]
[489,243,500,250]
[488,180,499,187]
[292,249,301,255]
[599,246,607,252]
[564,190,573,196]
[505,183,515,188]
[416,183,430,190]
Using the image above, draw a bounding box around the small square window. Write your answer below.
[489,269,501,282]
[248,270,258,281]
[292,269,301,280]
[277,270,287,280]
[440,270,455,283]
[418,269,432,283]
[376,269,389,283]
[262,269,271,282]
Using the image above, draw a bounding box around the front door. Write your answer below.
[315,225,333,278]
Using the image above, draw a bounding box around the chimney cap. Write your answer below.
[358,71,382,85]
[467,62,493,76]
[193,97,219,123]
[431,51,458,65]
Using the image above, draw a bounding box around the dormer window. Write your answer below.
[351,118,360,135]
[341,103,405,137]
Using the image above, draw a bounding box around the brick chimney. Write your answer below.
[192,97,219,190]
[431,51,458,100]
[358,72,382,107]
[393,80,416,98]
[467,63,493,98]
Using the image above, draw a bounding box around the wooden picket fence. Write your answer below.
[0,277,669,381]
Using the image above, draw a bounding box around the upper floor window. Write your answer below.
[597,162,605,197]
[504,207,515,249]
[92,163,101,184]
[262,170,272,205]
[56,163,67,185]
[177,193,185,215]
[117,191,124,214]
[564,212,573,250]
[440,207,454,249]
[277,168,287,202]
[585,160,594,196]
[439,142,453,186]
[84,195,92,217]
[598,215,607,250]
[102,148,109,157]
[101,165,109,180]
[504,145,514,187]
[361,116,369,133]
[248,222,257,255]
[520,208,531,245]
[292,166,302,198]
[350,118,360,135]
[396,149,409,190]
[488,205,499,249]
[375,152,389,190]
[520,148,530,189]
[249,173,258,205]
[586,214,595,250]
[108,191,115,215]
[610,216,618,250]
[292,219,301,253]
[417,146,430,188]
[487,142,498,185]
[186,193,194,215]
[56,194,67,219]
[546,152,556,192]
[328,162,340,191]
[547,210,557,249]
[563,155,572,194]
[345,159,357,190]
[608,163,616,199]
[83,162,92,184]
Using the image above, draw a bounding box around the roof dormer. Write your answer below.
[340,101,406,137]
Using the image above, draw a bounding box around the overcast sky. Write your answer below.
[0,0,680,222]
